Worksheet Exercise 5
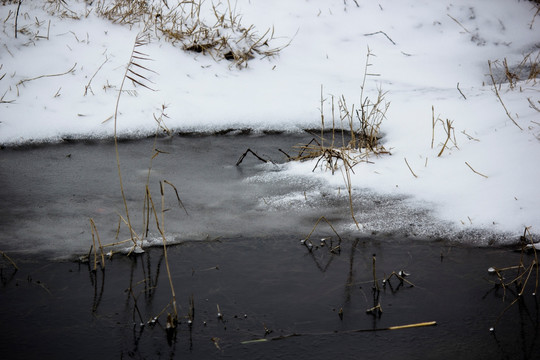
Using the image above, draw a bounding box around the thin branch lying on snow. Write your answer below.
[447,14,470,33]
[465,161,488,178]
[404,157,418,178]
[17,63,77,87]
[14,0,22,39]
[84,56,109,96]
[364,31,396,45]
[456,82,466,100]
[528,97,540,112]
[488,60,523,131]
[530,6,540,30]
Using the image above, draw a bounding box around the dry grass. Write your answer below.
[77,28,187,333]
[487,50,540,131]
[93,0,288,67]
[431,107,458,157]
[8,1,287,67]
[487,227,539,330]
[291,49,390,229]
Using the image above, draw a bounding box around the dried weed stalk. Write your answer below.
[431,106,458,157]
[487,51,540,131]
[488,226,539,330]
[292,49,389,228]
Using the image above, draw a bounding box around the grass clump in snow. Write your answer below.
[295,49,390,169]
[487,50,540,131]
[94,0,288,67]
[291,49,390,229]
[5,0,288,67]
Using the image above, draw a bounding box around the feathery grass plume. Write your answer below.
[109,29,155,251]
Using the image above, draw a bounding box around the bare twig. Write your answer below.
[236,148,269,166]
[488,60,523,130]
[528,98,540,112]
[447,14,470,33]
[364,31,396,45]
[431,106,436,149]
[302,216,343,253]
[163,179,188,215]
[15,0,22,39]
[404,157,418,178]
[17,63,77,86]
[456,82,466,100]
[84,56,109,96]
[530,6,540,30]
[465,161,488,178]
[437,119,454,157]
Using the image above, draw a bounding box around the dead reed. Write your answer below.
[487,227,538,330]
[487,50,540,131]
[82,28,186,335]
[431,107,458,157]
[301,216,342,254]
[94,0,289,67]
[290,49,390,230]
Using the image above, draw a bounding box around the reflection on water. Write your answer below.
[1,237,538,359]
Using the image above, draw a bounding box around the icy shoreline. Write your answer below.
[1,0,539,242]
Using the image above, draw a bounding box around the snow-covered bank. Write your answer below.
[1,0,539,241]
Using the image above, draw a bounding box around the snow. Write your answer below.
[1,0,539,242]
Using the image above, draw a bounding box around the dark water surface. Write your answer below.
[0,134,538,359]
[0,237,538,359]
